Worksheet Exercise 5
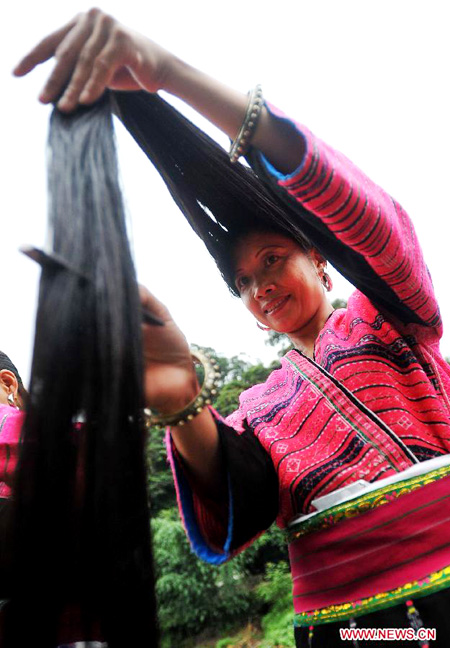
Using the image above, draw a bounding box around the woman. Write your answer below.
[0,352,26,500]
[15,10,450,646]
[0,351,25,615]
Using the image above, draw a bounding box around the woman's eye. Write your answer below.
[236,276,249,289]
[266,255,279,266]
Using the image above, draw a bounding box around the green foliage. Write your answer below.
[256,563,292,608]
[265,331,293,357]
[192,346,253,386]
[259,607,296,648]
[151,512,293,643]
[213,363,277,416]
[202,561,295,648]
[146,425,176,515]
[213,623,263,647]
[213,380,245,416]
[331,297,347,310]
[152,515,255,640]
[239,526,289,575]
[265,330,289,348]
[215,638,235,648]
[257,563,295,648]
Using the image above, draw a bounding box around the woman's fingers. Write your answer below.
[14,9,128,109]
[14,9,169,110]
[57,14,112,111]
[77,36,132,105]
[12,18,77,77]
[40,12,106,105]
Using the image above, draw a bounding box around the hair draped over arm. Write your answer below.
[112,91,313,294]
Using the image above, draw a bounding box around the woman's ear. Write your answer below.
[309,248,327,271]
[0,369,19,403]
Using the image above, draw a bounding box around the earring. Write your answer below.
[7,393,18,409]
[322,272,333,292]
[256,321,271,331]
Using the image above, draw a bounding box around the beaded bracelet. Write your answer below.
[229,85,264,163]
[144,348,221,429]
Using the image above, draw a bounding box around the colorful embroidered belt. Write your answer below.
[288,464,450,625]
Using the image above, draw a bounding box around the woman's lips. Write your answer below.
[264,295,290,317]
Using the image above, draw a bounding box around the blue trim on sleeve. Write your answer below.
[172,451,234,565]
[258,153,300,181]
[255,102,308,181]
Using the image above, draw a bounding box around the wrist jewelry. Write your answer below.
[229,85,264,164]
[144,348,221,429]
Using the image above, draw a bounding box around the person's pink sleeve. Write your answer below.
[0,405,24,498]
[248,104,441,335]
[165,406,278,564]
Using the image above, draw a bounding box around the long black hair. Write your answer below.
[112,91,313,294]
[6,89,313,647]
[5,95,157,646]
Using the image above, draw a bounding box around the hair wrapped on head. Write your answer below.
[112,91,314,294]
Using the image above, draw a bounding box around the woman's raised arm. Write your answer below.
[14,8,305,174]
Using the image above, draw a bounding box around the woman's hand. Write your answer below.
[139,286,199,416]
[13,8,174,112]
[140,286,223,496]
[15,8,304,176]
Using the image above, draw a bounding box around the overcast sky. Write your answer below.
[2,0,449,384]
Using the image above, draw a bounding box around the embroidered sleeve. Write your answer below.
[248,104,441,333]
[0,406,24,499]
[165,408,278,564]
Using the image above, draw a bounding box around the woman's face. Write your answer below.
[233,231,329,339]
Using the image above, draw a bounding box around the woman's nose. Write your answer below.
[254,281,275,300]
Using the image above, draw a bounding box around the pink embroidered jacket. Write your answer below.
[0,405,24,499]
[167,107,450,564]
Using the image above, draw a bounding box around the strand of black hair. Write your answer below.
[4,94,158,647]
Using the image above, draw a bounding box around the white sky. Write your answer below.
[2,0,450,384]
